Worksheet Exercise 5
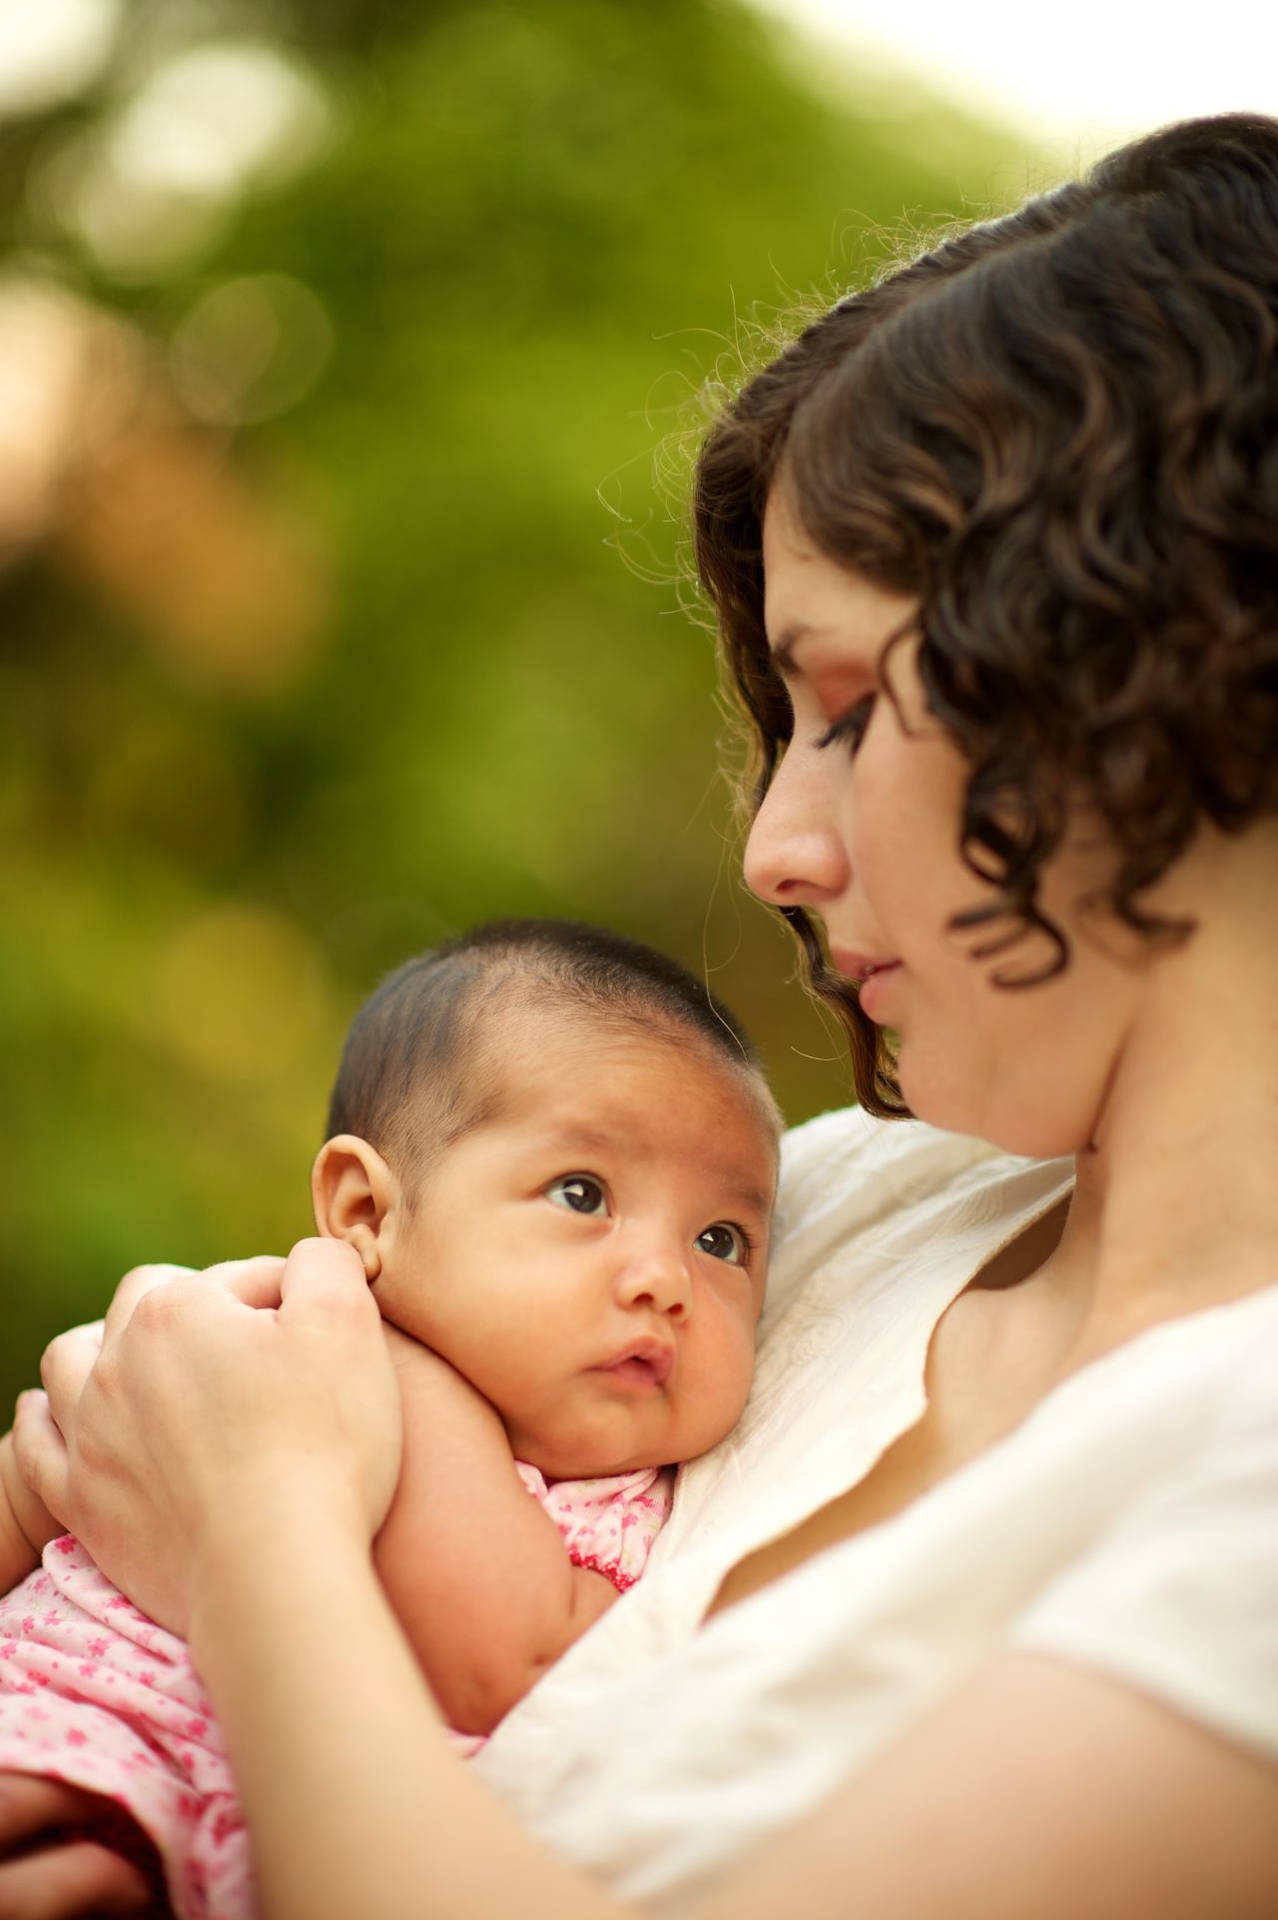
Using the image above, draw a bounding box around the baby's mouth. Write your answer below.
[594,1339,674,1391]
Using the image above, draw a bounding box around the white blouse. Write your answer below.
[475,1106,1278,1906]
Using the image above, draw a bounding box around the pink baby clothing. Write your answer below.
[511,1462,672,1593]
[0,1462,673,1920]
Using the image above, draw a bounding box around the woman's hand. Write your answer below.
[12,1241,402,1636]
[0,1775,167,1917]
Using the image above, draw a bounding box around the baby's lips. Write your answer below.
[596,1337,675,1389]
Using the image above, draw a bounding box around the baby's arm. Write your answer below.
[374,1327,618,1738]
[0,1429,62,1591]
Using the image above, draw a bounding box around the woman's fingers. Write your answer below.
[13,1237,397,1632]
[36,1258,287,1446]
[0,1777,159,1918]
[100,1265,193,1342]
[273,1238,403,1528]
[0,1774,88,1850]
[207,1254,289,1308]
[10,1394,70,1533]
[36,1328,101,1444]
[0,1840,155,1919]
[278,1236,373,1314]
[96,1257,285,1345]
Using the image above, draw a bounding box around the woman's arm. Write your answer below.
[172,1541,1278,1920]
[376,1331,617,1735]
[199,1568,1278,1920]
[690,1651,1278,1920]
[188,1494,620,1920]
[14,1241,1278,1920]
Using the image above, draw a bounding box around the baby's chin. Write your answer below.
[511,1440,668,1480]
[507,1420,739,1483]
[501,1416,656,1481]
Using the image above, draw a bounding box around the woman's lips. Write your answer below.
[830,948,902,1021]
[856,962,901,1021]
[829,947,900,984]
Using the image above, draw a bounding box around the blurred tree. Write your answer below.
[0,0,1030,1408]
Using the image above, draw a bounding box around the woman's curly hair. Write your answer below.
[694,114,1278,1117]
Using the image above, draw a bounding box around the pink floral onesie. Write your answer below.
[0,1461,673,1920]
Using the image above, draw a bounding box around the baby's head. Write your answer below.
[312,919,780,1478]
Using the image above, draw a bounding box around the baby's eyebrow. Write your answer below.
[537,1122,628,1161]
[533,1123,773,1219]
[684,1158,775,1223]
[723,1177,775,1222]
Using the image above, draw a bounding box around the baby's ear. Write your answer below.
[311,1134,398,1283]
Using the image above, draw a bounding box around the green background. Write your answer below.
[0,0,1037,1410]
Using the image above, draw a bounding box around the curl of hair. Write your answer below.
[694,114,1278,1116]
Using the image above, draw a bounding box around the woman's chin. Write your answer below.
[897,1053,1090,1162]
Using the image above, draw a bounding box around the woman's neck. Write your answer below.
[1053,846,1278,1347]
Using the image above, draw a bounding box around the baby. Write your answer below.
[0,917,779,1919]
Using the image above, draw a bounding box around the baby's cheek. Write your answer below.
[369,1271,435,1349]
[696,1314,757,1438]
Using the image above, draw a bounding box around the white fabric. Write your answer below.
[475,1104,1278,1907]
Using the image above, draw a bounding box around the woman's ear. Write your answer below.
[311,1134,399,1284]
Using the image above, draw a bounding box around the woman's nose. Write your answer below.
[742,743,849,908]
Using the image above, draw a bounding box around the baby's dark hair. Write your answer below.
[326,917,772,1178]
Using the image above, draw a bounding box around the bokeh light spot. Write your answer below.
[46,42,330,282]
[111,43,330,198]
[0,0,120,119]
[155,903,333,1083]
[170,274,334,426]
[0,278,142,556]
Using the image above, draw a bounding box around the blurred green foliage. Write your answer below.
[0,0,1031,1410]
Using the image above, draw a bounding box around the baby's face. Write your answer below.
[373,1007,778,1478]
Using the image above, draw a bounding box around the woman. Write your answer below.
[3,112,1278,1918]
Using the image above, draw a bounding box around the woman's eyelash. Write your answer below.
[815,693,875,752]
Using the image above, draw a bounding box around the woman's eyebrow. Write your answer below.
[768,622,815,670]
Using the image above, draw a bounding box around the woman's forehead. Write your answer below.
[762,493,917,674]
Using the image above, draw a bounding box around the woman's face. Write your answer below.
[745,484,1147,1158]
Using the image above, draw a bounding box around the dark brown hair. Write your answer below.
[694,114,1278,1116]
[327,917,770,1176]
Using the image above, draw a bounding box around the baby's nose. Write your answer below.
[616,1243,692,1317]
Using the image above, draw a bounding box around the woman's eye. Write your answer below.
[815,692,875,754]
[695,1222,746,1266]
[546,1174,607,1217]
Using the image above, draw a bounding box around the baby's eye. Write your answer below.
[695,1222,747,1266]
[546,1174,608,1217]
